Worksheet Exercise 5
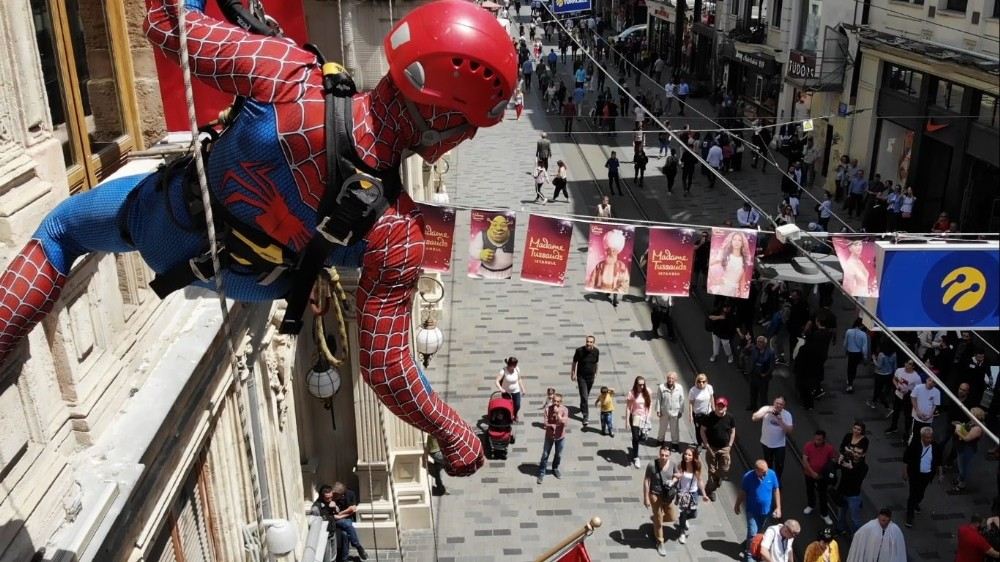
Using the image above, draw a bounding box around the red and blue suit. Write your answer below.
[0,0,517,476]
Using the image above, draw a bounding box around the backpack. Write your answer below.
[749,533,765,560]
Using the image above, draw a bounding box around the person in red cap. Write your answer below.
[0,0,517,477]
[701,396,736,501]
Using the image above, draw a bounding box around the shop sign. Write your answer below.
[787,50,816,79]
[735,50,767,71]
[647,0,673,22]
[553,0,592,14]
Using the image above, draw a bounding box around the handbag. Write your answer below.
[655,460,678,502]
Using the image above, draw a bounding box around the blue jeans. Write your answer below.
[600,411,614,434]
[957,445,976,484]
[745,512,769,554]
[538,436,565,478]
[336,519,363,561]
[510,391,522,419]
[836,495,863,534]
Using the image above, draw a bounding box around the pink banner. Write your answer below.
[585,223,635,294]
[646,228,697,297]
[416,203,456,273]
[468,209,517,279]
[833,236,880,298]
[520,215,574,286]
[707,228,757,299]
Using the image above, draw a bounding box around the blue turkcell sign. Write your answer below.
[876,246,1000,330]
[552,0,591,15]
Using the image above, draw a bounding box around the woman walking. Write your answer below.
[627,376,652,468]
[551,160,570,202]
[495,356,527,422]
[674,446,710,544]
[688,374,715,447]
[513,87,525,120]
[951,407,985,494]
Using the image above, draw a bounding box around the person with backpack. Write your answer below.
[735,460,782,560]
[643,445,678,556]
[752,520,801,562]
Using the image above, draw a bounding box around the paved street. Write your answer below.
[408,12,996,562]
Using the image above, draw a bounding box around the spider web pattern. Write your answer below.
[358,195,485,475]
[146,0,329,209]
[0,240,66,363]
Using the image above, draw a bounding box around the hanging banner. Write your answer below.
[416,203,457,273]
[553,0,592,15]
[646,228,697,297]
[520,214,574,286]
[468,209,517,280]
[873,242,999,330]
[707,228,757,299]
[585,223,635,294]
[832,236,879,298]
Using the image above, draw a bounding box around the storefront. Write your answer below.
[645,0,674,62]
[689,21,715,85]
[722,45,781,120]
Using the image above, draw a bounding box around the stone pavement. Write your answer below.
[405,11,994,562]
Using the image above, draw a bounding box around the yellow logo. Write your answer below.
[941,267,987,312]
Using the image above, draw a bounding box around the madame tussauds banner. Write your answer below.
[520,214,574,286]
[416,203,457,273]
[585,223,635,295]
[468,209,517,280]
[646,228,697,297]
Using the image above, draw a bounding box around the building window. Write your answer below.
[772,0,784,27]
[979,94,998,129]
[994,0,1000,18]
[31,0,138,193]
[945,0,968,11]
[933,80,965,112]
[731,0,739,15]
[884,63,922,98]
[798,0,822,51]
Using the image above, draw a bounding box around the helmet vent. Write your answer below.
[469,61,481,71]
[452,57,463,68]
[492,78,500,87]
[483,68,494,78]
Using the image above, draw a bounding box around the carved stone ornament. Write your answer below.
[264,332,294,430]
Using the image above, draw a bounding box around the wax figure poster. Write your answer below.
[520,215,574,286]
[468,209,517,279]
[833,236,880,298]
[707,228,757,299]
[585,223,635,294]
[646,228,697,297]
[416,203,456,273]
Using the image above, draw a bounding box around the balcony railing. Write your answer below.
[729,20,767,44]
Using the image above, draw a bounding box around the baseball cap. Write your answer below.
[715,397,729,407]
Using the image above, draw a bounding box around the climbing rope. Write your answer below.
[175,2,266,558]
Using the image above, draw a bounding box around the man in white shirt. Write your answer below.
[752,397,794,480]
[737,202,761,228]
[759,520,801,562]
[886,360,921,436]
[633,104,645,128]
[664,79,676,115]
[655,371,685,450]
[909,378,940,444]
[706,142,724,189]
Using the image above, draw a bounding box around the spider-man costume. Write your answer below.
[0,0,516,476]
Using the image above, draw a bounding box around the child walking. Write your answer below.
[595,386,616,437]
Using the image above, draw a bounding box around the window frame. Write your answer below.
[771,0,784,27]
[944,0,968,12]
[42,0,141,193]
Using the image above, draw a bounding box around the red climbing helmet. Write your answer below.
[384,0,518,128]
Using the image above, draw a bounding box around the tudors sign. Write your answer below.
[788,50,817,79]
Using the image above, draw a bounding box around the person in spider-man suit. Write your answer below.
[0,0,517,476]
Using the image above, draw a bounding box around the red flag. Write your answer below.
[416,203,456,273]
[520,214,574,286]
[646,227,697,297]
[555,541,591,562]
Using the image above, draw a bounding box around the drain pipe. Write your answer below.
[245,355,276,561]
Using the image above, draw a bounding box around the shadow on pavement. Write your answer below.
[608,523,677,549]
[517,463,539,477]
[597,448,631,467]
[630,329,657,341]
[699,538,744,558]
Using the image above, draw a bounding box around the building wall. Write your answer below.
[868,0,1000,58]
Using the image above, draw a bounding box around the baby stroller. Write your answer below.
[480,391,516,459]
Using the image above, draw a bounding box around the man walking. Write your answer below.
[605,151,623,195]
[562,98,576,133]
[752,397,794,480]
[663,78,676,115]
[655,371,685,450]
[649,296,676,340]
[701,396,736,501]
[735,459,782,560]
[846,508,907,562]
[902,426,943,527]
[643,445,677,557]
[909,377,940,444]
[748,336,777,410]
[677,78,690,116]
[680,143,696,195]
[758,520,801,562]
[802,430,836,525]
[535,132,552,170]
[843,318,869,393]
[537,393,569,484]
[571,335,600,426]
[521,57,534,93]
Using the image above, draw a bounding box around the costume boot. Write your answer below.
[0,240,67,364]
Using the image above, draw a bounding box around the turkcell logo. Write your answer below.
[877,246,999,330]
[553,0,591,14]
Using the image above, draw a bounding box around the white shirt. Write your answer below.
[677,470,699,493]
[910,384,941,422]
[893,368,921,398]
[707,145,724,168]
[688,384,715,415]
[633,106,645,123]
[761,525,794,562]
[737,207,760,227]
[664,82,676,97]
[759,409,793,448]
[499,366,521,394]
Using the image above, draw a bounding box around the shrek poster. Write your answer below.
[468,209,517,279]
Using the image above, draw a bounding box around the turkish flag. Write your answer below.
[555,542,591,562]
